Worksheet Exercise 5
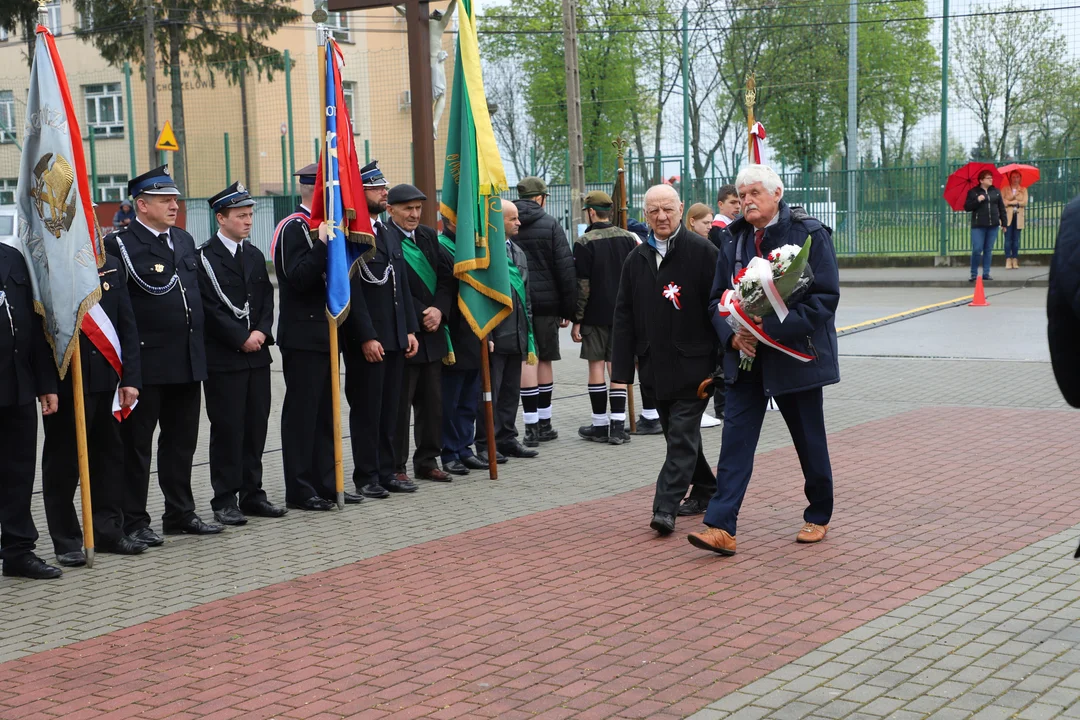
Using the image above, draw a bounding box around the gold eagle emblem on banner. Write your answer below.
[31,152,77,239]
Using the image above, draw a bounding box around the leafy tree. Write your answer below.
[954,0,1066,161]
[0,1,39,67]
[73,0,301,194]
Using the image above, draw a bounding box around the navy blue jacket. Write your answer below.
[709,202,840,397]
[0,244,57,406]
[340,221,418,354]
[197,235,274,373]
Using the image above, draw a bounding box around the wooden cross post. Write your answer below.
[328,0,438,227]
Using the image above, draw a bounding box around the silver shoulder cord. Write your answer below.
[0,291,12,336]
[278,217,313,281]
[115,235,192,325]
[357,255,396,298]
[199,249,251,329]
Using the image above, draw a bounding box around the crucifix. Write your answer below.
[327,0,440,225]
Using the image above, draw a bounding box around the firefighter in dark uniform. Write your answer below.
[340,161,419,498]
[197,182,287,526]
[389,183,456,484]
[0,243,61,579]
[104,165,222,541]
[42,250,145,563]
[275,164,364,510]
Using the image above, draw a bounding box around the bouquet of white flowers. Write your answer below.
[717,237,816,370]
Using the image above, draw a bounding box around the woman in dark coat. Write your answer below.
[964,169,1007,282]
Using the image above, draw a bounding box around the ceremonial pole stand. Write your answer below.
[479,337,498,480]
[71,338,95,567]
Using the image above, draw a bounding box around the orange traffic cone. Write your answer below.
[969,275,989,307]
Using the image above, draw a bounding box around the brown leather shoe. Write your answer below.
[796,523,828,543]
[687,527,736,556]
[394,472,410,483]
[416,467,452,482]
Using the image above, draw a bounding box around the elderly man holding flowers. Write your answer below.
[687,165,841,557]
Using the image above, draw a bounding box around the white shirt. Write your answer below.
[392,220,414,240]
[216,231,242,257]
[137,218,173,250]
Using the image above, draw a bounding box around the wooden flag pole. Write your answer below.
[746,73,757,162]
[479,337,497,480]
[612,136,635,433]
[70,337,95,568]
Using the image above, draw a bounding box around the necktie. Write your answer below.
[754,228,765,258]
[158,233,169,247]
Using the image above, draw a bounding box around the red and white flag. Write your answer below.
[750,122,767,164]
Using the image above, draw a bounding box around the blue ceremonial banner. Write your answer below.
[310,39,373,323]
[12,25,102,378]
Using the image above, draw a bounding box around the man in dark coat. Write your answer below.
[0,244,61,579]
[340,161,420,498]
[104,165,221,541]
[197,182,286,526]
[1049,195,1080,408]
[477,199,537,461]
[611,184,718,536]
[513,177,576,444]
[42,252,144,563]
[274,164,362,511]
[572,190,639,445]
[388,184,455,483]
[688,164,840,557]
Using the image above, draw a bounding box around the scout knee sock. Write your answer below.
[588,383,608,426]
[521,385,539,425]
[609,387,627,422]
[538,383,554,421]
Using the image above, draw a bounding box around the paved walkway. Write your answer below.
[0,341,1077,718]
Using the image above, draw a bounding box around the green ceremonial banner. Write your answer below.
[439,0,513,337]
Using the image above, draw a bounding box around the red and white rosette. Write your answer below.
[717,288,814,363]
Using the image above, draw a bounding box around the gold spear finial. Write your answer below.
[745,73,757,111]
[612,136,626,153]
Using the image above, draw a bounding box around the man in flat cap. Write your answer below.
[514,177,576,448]
[388,183,456,484]
[104,165,222,541]
[196,182,286,526]
[340,161,420,498]
[274,163,361,511]
[571,190,640,445]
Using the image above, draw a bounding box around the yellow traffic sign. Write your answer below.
[155,121,179,152]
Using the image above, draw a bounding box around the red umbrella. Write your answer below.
[944,162,1003,211]
[995,163,1040,189]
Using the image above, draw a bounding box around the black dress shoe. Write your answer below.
[498,440,539,458]
[650,512,676,535]
[342,491,365,504]
[477,450,508,465]
[3,554,62,579]
[287,497,335,511]
[240,499,288,518]
[213,507,248,526]
[443,460,470,476]
[461,455,487,470]
[382,477,418,493]
[129,527,164,547]
[98,536,147,555]
[163,516,226,535]
[359,483,390,499]
[56,551,86,567]
[678,498,709,516]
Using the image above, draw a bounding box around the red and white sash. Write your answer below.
[81,304,135,420]
[269,212,310,262]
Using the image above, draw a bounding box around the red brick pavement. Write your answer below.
[3,407,1079,720]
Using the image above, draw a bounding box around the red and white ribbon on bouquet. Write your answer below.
[746,256,789,322]
[716,288,814,363]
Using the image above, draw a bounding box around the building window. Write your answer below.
[327,12,351,43]
[0,26,9,42]
[84,83,123,138]
[0,179,16,205]
[342,81,359,134]
[0,91,15,144]
[96,174,128,202]
[45,2,61,35]
[79,0,95,30]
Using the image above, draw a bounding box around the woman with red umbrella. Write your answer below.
[997,164,1039,269]
[964,169,1007,282]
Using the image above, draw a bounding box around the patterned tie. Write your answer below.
[754,228,765,258]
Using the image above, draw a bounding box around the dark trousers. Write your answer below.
[477,352,521,448]
[120,382,201,531]
[704,374,834,535]
[713,366,727,418]
[42,389,125,554]
[345,348,404,488]
[653,397,717,515]
[441,368,480,463]
[204,366,271,511]
[0,404,39,562]
[281,348,335,503]
[394,360,443,475]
